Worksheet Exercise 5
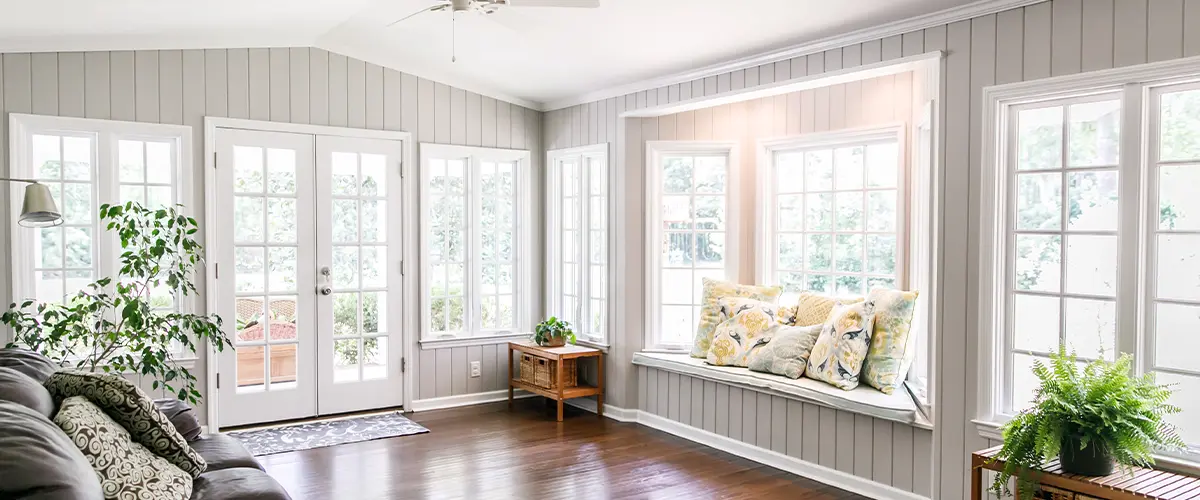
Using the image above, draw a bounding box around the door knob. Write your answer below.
[319,286,332,296]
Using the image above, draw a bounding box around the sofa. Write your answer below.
[0,348,291,500]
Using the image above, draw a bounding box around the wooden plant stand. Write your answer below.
[972,445,1200,499]
[508,341,604,422]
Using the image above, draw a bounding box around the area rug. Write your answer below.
[228,411,429,456]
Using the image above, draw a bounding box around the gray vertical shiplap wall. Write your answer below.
[543,1,1200,498]
[0,47,543,423]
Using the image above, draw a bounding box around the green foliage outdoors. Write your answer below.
[534,316,575,346]
[333,292,379,366]
[2,203,229,405]
[989,348,1185,500]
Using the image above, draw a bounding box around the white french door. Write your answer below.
[213,127,406,427]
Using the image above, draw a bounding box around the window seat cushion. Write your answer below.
[633,352,930,429]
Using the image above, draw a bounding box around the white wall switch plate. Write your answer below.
[470,361,481,378]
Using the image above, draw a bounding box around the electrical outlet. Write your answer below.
[470,361,481,378]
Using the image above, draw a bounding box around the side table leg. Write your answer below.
[556,357,565,422]
[970,460,983,500]
[507,346,514,411]
[597,353,605,419]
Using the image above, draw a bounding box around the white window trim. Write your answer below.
[645,140,741,352]
[546,143,611,346]
[418,143,533,348]
[7,113,195,344]
[977,54,1200,464]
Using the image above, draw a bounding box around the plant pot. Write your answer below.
[1060,435,1114,476]
[541,335,566,347]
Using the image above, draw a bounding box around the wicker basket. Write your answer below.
[519,353,577,390]
[1031,485,1075,500]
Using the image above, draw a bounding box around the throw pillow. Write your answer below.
[747,324,824,379]
[706,298,778,367]
[792,292,864,327]
[154,399,202,442]
[54,396,192,500]
[862,288,921,394]
[0,348,60,383]
[776,304,798,326]
[0,400,104,500]
[805,300,877,390]
[689,278,783,358]
[0,366,55,418]
[44,370,206,477]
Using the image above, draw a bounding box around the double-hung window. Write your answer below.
[981,68,1200,457]
[419,144,532,344]
[8,114,191,318]
[547,145,609,345]
[645,141,738,351]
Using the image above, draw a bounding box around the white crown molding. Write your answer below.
[0,32,320,54]
[543,0,1043,111]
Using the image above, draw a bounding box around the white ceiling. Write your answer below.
[0,0,982,108]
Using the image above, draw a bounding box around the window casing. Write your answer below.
[547,145,610,345]
[419,144,532,343]
[645,141,739,351]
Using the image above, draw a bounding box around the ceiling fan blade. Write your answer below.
[386,3,452,27]
[502,0,600,7]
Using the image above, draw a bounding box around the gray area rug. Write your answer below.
[228,411,429,456]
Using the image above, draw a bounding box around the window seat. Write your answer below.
[633,352,931,429]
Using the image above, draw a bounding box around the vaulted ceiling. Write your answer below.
[0,0,979,108]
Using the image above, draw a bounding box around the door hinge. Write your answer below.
[399,161,404,178]
[400,260,405,276]
[216,373,220,389]
[213,151,217,168]
[401,357,406,373]
[214,263,219,279]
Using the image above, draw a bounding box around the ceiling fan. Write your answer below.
[387,0,600,62]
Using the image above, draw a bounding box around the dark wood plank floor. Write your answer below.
[257,399,867,500]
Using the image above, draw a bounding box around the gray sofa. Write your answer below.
[0,349,290,500]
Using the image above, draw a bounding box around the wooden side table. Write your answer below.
[972,446,1200,499]
[508,341,604,422]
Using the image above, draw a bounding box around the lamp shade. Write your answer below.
[18,182,62,228]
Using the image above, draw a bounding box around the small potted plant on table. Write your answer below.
[533,316,576,347]
[989,348,1186,499]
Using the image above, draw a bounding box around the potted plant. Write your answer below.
[989,347,1186,499]
[533,316,575,347]
[2,203,229,405]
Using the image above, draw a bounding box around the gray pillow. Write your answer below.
[747,324,824,379]
[0,366,55,417]
[0,348,59,383]
[0,400,104,500]
[154,398,202,441]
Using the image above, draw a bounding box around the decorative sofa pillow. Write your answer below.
[861,288,921,394]
[0,400,104,500]
[44,370,206,477]
[805,300,877,390]
[747,324,824,379]
[792,292,863,327]
[689,278,783,358]
[54,396,193,500]
[705,298,778,367]
[0,366,55,418]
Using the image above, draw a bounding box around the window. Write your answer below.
[758,127,907,302]
[547,145,609,345]
[420,144,532,343]
[645,141,738,350]
[981,68,1200,458]
[8,114,191,314]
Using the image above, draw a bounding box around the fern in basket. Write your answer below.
[989,348,1186,500]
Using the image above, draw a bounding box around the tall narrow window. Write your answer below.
[29,133,97,305]
[548,145,609,345]
[646,141,737,350]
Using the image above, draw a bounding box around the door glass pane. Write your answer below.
[363,337,388,381]
[334,339,361,382]
[236,346,266,391]
[268,344,298,388]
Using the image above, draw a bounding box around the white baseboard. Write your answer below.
[563,398,638,423]
[635,410,930,500]
[409,389,536,412]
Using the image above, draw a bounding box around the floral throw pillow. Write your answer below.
[805,301,877,390]
[689,278,783,358]
[54,396,192,500]
[747,324,824,379]
[861,288,921,394]
[793,292,864,327]
[44,370,206,477]
[706,298,778,367]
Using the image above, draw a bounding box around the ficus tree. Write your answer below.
[2,202,230,405]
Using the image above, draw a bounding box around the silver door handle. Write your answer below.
[319,286,332,296]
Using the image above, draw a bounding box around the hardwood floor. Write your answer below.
[257,399,868,500]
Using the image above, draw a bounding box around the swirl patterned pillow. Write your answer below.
[705,298,778,367]
[804,300,876,390]
[44,370,206,477]
[861,288,921,394]
[689,278,783,358]
[54,396,192,500]
[746,324,824,379]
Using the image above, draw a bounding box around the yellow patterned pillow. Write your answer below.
[689,278,783,358]
[705,297,779,367]
[805,300,876,390]
[792,292,864,327]
[861,288,920,394]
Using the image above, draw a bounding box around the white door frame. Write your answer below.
[203,117,416,431]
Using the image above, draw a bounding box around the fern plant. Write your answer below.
[989,347,1186,499]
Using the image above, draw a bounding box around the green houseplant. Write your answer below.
[533,316,575,347]
[2,203,230,405]
[989,347,1186,499]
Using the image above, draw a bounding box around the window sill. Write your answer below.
[419,332,531,350]
[574,339,609,352]
[633,352,932,429]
